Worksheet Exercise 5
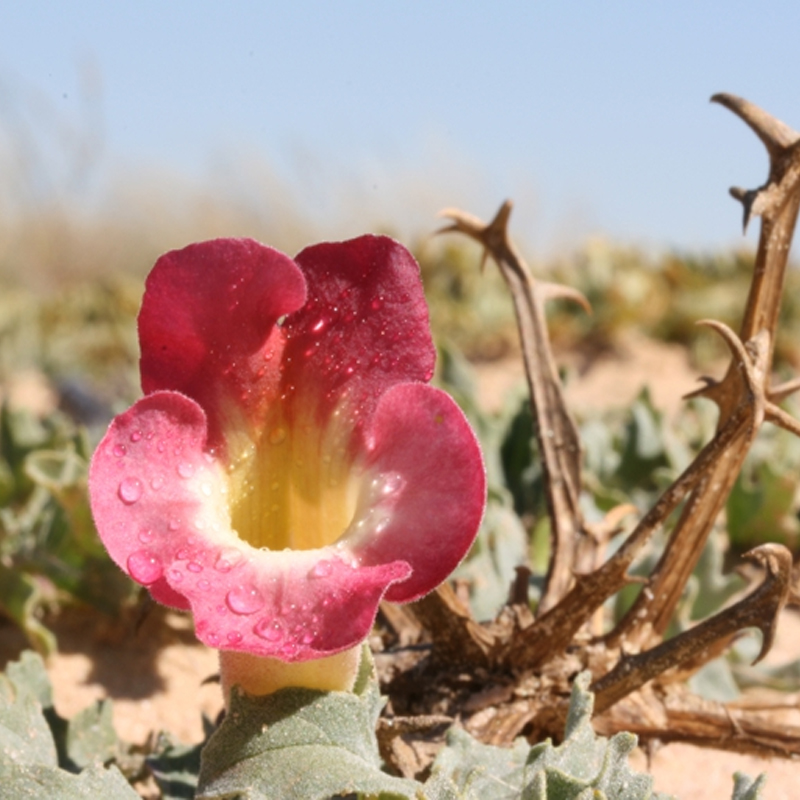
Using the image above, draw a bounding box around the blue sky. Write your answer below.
[1,2,799,255]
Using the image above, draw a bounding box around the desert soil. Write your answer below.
[1,333,799,799]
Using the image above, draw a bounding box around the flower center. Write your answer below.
[227,411,359,551]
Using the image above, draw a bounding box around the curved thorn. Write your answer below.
[712,93,800,157]
[696,319,751,366]
[730,187,758,233]
[538,282,592,314]
[488,199,514,232]
[741,544,793,664]
[683,376,719,401]
[764,403,800,438]
[769,376,800,403]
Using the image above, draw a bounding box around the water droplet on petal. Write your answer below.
[268,427,287,445]
[215,549,242,572]
[118,477,142,504]
[226,584,265,615]
[254,618,284,641]
[309,560,333,578]
[226,631,243,645]
[198,579,210,590]
[187,561,203,573]
[370,296,383,311]
[127,551,162,584]
[206,631,220,645]
[177,462,195,479]
[167,568,183,583]
[138,529,154,544]
[113,443,127,457]
[377,472,404,496]
[300,631,315,644]
[311,316,328,334]
[150,476,164,491]
[168,518,181,532]
[130,430,142,443]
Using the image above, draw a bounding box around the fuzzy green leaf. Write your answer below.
[0,652,138,797]
[2,762,139,799]
[146,734,203,799]
[196,649,420,800]
[732,772,768,800]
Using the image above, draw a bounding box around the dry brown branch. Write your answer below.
[592,545,793,714]
[617,94,800,643]
[439,203,590,613]
[384,93,800,768]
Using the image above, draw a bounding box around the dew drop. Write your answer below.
[127,551,162,584]
[176,549,189,561]
[168,518,181,532]
[300,631,315,645]
[198,579,210,590]
[254,618,284,642]
[226,631,243,645]
[280,641,299,658]
[157,441,166,453]
[187,561,203,573]
[377,472,404,496]
[311,316,328,334]
[215,549,242,572]
[206,631,220,645]
[177,462,195,479]
[118,477,142,504]
[167,568,183,583]
[150,476,164,491]
[138,529,154,544]
[113,443,127,457]
[370,296,384,311]
[226,584,265,615]
[309,560,333,579]
[130,430,143,443]
[268,426,287,445]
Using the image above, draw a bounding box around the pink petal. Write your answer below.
[138,238,306,449]
[347,383,486,603]
[88,391,218,609]
[89,390,414,660]
[190,549,410,659]
[282,236,435,440]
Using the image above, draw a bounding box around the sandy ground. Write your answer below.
[2,337,799,798]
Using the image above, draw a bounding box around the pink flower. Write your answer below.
[89,236,485,667]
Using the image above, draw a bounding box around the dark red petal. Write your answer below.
[138,238,306,448]
[282,236,435,438]
[349,383,486,602]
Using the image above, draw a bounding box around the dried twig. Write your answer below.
[390,93,800,765]
[615,94,800,644]
[438,202,590,613]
